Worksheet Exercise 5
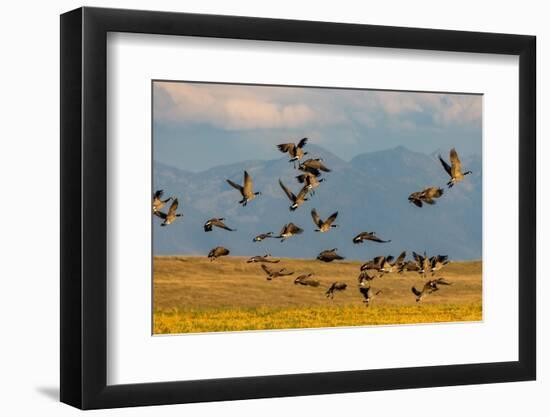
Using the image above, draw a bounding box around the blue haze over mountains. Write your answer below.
[153,144,482,261]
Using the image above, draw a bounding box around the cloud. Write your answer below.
[154,82,322,130]
[154,82,482,131]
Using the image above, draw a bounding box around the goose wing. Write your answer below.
[395,251,407,264]
[439,154,452,177]
[243,171,253,195]
[167,198,179,216]
[226,178,243,192]
[260,264,272,275]
[295,185,310,201]
[287,223,303,234]
[449,148,462,176]
[277,143,295,154]
[154,210,167,220]
[297,137,308,148]
[311,209,323,227]
[279,179,296,202]
[434,277,452,285]
[325,211,338,226]
[367,233,390,243]
[411,287,422,297]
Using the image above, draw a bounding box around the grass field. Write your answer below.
[153,256,482,334]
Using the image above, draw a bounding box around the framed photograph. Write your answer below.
[60,6,536,409]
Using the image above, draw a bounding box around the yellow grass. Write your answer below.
[153,256,482,334]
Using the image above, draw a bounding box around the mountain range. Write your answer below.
[153,144,482,261]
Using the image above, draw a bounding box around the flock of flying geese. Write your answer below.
[153,138,472,306]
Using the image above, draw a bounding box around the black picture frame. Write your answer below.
[60,6,536,410]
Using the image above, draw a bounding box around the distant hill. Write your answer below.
[153,145,482,261]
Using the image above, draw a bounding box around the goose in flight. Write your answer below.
[408,187,444,207]
[277,223,304,242]
[412,251,432,276]
[260,264,294,280]
[412,278,452,302]
[359,286,382,307]
[299,158,331,176]
[311,209,339,232]
[152,190,173,213]
[439,148,472,188]
[226,171,261,206]
[207,246,230,261]
[247,254,280,263]
[154,198,183,226]
[317,248,345,262]
[296,172,324,194]
[253,232,275,242]
[279,179,310,211]
[203,218,235,232]
[430,255,449,275]
[325,282,347,299]
[353,232,391,244]
[360,255,394,273]
[294,273,321,287]
[277,137,309,166]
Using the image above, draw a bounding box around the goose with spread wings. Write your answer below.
[277,137,309,166]
[203,218,236,232]
[353,231,391,244]
[325,282,347,299]
[412,278,452,302]
[439,148,472,188]
[408,187,444,207]
[298,158,331,177]
[152,190,173,213]
[277,223,304,242]
[154,198,183,226]
[311,209,339,232]
[207,246,230,261]
[294,273,321,287]
[260,264,294,280]
[279,179,310,211]
[226,171,262,206]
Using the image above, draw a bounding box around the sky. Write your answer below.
[153,81,482,172]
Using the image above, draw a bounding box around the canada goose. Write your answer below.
[277,223,304,242]
[203,218,235,232]
[412,278,452,302]
[439,148,472,188]
[399,260,420,273]
[412,251,431,276]
[294,273,321,287]
[299,158,331,175]
[152,190,172,213]
[352,232,391,244]
[359,286,382,307]
[260,264,294,280]
[408,187,444,207]
[317,248,345,262]
[207,246,230,261]
[247,254,280,263]
[358,270,376,285]
[430,255,449,275]
[360,255,394,273]
[154,198,183,226]
[226,171,261,206]
[325,282,347,299]
[279,179,310,211]
[296,172,324,194]
[311,209,339,232]
[253,232,275,242]
[277,137,308,166]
